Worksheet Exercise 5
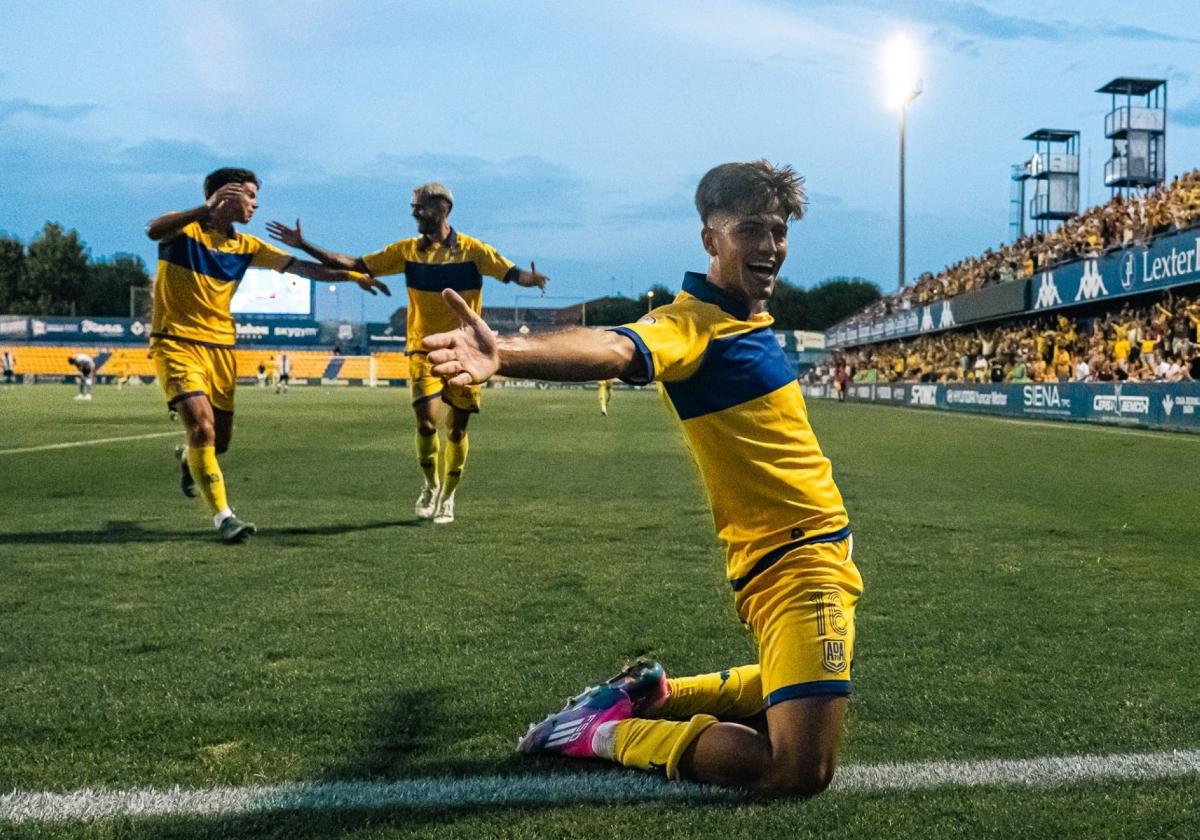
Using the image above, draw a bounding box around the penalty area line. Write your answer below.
[3,748,1199,823]
[0,431,182,456]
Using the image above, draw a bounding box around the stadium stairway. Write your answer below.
[323,358,345,379]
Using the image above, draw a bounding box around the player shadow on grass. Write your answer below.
[0,518,422,545]
[128,689,715,839]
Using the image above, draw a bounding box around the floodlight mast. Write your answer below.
[883,34,922,290]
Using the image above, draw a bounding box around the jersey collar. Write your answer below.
[681,271,751,320]
[418,227,459,252]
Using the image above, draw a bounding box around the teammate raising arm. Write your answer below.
[146,167,389,543]
[267,183,546,525]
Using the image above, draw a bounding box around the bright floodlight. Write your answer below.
[882,33,920,109]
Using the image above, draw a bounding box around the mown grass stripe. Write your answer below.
[4,749,1198,823]
[0,431,181,456]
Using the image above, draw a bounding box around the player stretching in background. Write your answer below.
[68,353,95,400]
[267,183,547,525]
[3,349,16,385]
[147,167,390,543]
[597,378,615,416]
[426,161,859,796]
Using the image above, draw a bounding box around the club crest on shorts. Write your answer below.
[822,640,847,673]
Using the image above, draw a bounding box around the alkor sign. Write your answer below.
[1031,230,1200,312]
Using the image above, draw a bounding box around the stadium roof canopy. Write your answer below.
[1095,77,1166,96]
[1022,129,1078,142]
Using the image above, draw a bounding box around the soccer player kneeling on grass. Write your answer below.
[146,168,390,543]
[425,161,860,796]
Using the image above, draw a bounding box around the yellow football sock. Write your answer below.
[442,433,469,497]
[613,715,719,780]
[415,430,440,486]
[659,665,763,720]
[186,445,229,516]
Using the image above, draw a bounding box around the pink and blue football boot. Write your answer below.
[573,658,669,716]
[517,660,670,757]
[517,684,633,757]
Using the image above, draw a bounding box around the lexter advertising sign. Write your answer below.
[802,382,1200,433]
[1031,231,1200,314]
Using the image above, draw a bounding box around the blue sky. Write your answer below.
[2,0,1198,321]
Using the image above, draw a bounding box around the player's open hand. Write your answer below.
[267,218,304,248]
[424,289,500,386]
[205,183,245,219]
[353,273,391,297]
[519,261,549,294]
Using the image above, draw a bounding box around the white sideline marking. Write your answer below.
[0,431,181,456]
[3,749,1197,823]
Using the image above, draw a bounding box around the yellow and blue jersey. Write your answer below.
[362,228,517,353]
[612,272,849,589]
[151,221,294,347]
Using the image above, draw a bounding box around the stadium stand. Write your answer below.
[372,352,410,381]
[821,289,1200,385]
[0,344,417,386]
[838,169,1200,327]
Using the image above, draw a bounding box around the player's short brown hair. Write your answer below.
[203,168,260,199]
[694,160,806,224]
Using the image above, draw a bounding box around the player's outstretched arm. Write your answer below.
[424,289,644,386]
[286,260,391,296]
[266,219,368,273]
[146,183,246,241]
[512,260,549,292]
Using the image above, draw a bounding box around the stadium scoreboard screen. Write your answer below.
[231,268,313,316]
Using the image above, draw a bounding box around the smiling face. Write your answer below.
[701,208,789,310]
[411,193,450,239]
[234,181,258,224]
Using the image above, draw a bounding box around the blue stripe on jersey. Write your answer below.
[765,680,851,707]
[159,233,254,283]
[609,327,654,385]
[729,524,852,592]
[664,327,796,420]
[405,261,484,292]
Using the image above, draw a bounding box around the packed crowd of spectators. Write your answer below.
[815,289,1200,385]
[840,169,1200,328]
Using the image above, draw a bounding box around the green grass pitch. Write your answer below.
[1,384,1198,838]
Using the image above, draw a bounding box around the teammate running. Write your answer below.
[424,161,859,796]
[267,183,548,525]
[147,167,389,543]
[597,378,615,416]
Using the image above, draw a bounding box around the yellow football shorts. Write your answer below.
[408,351,480,413]
[150,337,237,413]
[734,535,862,706]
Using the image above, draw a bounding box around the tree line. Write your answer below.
[578,277,881,330]
[0,223,151,318]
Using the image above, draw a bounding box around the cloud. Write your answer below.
[642,0,866,62]
[0,98,95,122]
[116,139,260,175]
[837,1,1198,45]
